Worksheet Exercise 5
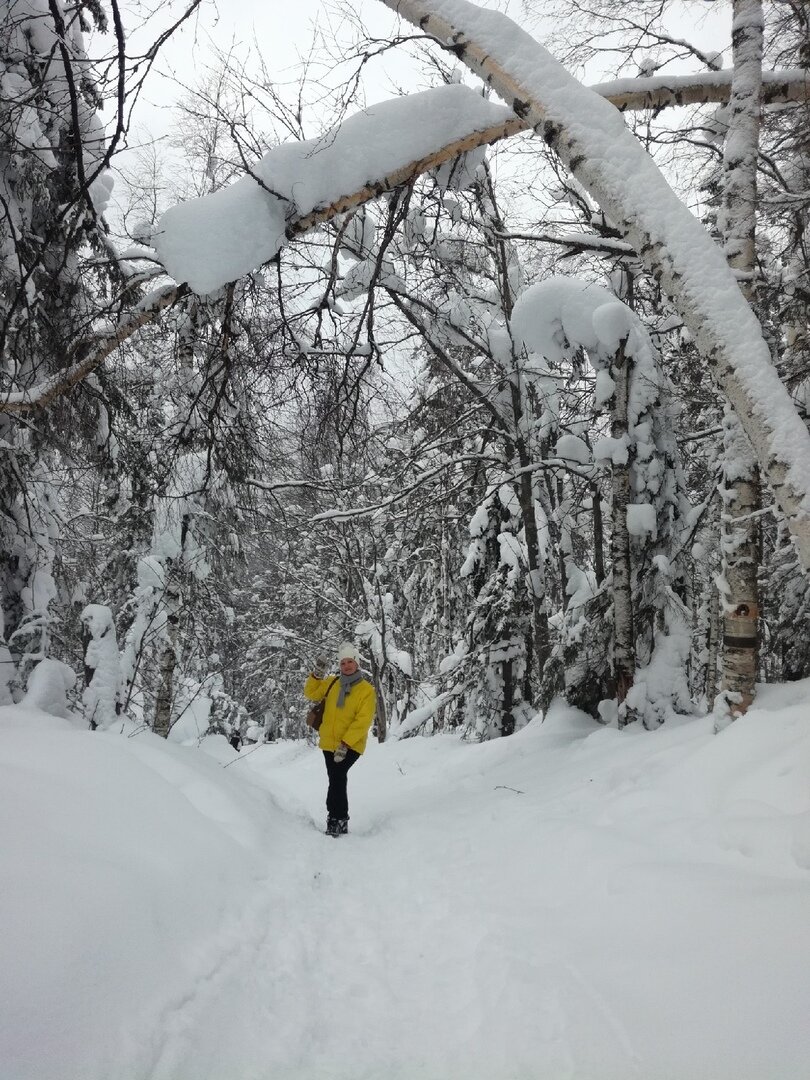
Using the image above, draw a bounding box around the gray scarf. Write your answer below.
[337,669,363,708]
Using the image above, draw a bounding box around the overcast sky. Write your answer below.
[118,0,731,144]
[119,0,433,142]
[107,0,729,224]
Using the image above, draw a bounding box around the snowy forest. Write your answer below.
[2,0,809,739]
[2,0,810,1077]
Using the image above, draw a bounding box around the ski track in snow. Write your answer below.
[133,783,595,1080]
[129,709,809,1080]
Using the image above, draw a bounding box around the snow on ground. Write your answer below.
[2,685,810,1080]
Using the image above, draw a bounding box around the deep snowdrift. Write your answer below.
[2,686,809,1079]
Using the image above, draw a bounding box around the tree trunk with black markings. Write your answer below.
[718,0,764,719]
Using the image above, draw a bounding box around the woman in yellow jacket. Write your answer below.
[304,641,376,837]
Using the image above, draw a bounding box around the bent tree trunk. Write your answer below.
[377,0,810,572]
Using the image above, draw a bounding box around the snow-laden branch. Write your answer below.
[1,51,805,421]
[591,67,808,112]
[243,478,334,493]
[310,452,504,523]
[153,85,520,295]
[310,452,599,527]
[0,88,521,412]
[0,284,188,412]
[376,0,810,570]
[495,230,635,257]
[151,69,808,297]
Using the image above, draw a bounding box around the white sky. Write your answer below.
[106,0,730,226]
[119,0,730,134]
[118,0,430,144]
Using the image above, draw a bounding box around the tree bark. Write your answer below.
[718,0,764,717]
[591,68,809,112]
[609,340,636,716]
[501,657,515,737]
[153,578,180,739]
[718,412,760,716]
[591,482,606,586]
[706,585,720,709]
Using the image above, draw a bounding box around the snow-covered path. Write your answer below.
[3,689,810,1080]
[144,745,584,1080]
[145,697,810,1080]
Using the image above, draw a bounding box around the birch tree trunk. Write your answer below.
[719,413,761,717]
[609,340,635,716]
[718,0,764,718]
[706,586,720,709]
[153,579,180,739]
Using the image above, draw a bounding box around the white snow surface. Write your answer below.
[2,685,810,1079]
[20,657,76,718]
[555,433,591,465]
[153,84,513,295]
[626,501,657,538]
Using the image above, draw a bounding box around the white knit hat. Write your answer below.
[337,641,360,663]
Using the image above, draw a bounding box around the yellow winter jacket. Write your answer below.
[304,673,377,754]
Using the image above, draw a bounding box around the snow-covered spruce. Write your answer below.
[512,277,692,727]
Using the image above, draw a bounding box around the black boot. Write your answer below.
[337,818,348,835]
[326,816,340,837]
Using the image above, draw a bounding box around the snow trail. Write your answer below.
[137,699,810,1079]
[3,693,810,1079]
[142,774,581,1080]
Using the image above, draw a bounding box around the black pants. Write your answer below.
[323,748,360,820]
